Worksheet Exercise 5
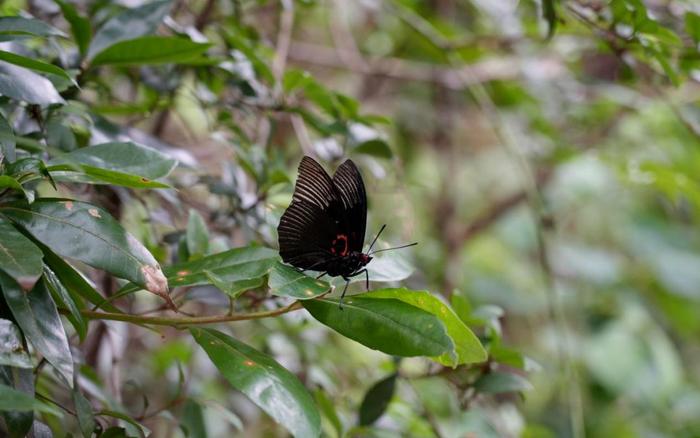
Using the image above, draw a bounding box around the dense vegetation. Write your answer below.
[0,0,699,437]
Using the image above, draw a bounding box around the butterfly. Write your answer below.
[277,156,416,305]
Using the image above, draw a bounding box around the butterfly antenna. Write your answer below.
[369,242,418,255]
[367,224,387,253]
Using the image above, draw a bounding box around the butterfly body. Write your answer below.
[278,156,372,298]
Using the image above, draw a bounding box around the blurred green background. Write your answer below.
[2,0,700,436]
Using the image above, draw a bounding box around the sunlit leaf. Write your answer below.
[0,319,32,368]
[0,217,43,282]
[91,37,210,67]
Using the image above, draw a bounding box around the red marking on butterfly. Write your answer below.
[332,234,349,256]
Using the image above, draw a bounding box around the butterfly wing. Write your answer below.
[332,159,367,253]
[278,157,344,271]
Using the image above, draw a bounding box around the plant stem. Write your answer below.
[63,301,304,327]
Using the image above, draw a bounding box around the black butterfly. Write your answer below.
[277,156,415,304]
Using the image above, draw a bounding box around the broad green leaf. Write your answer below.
[0,175,32,202]
[0,112,15,162]
[204,270,264,299]
[97,410,147,438]
[269,262,329,299]
[40,241,121,313]
[302,297,453,357]
[55,0,91,56]
[181,399,207,438]
[0,217,43,282]
[0,63,64,106]
[73,387,96,438]
[186,210,209,257]
[0,384,61,415]
[358,373,397,426]
[364,289,486,366]
[0,16,65,40]
[46,163,171,188]
[50,141,177,180]
[0,271,73,385]
[87,0,172,60]
[0,50,74,83]
[687,12,700,43]
[0,319,32,368]
[43,265,87,341]
[91,36,210,66]
[191,328,321,438]
[353,139,392,159]
[283,69,312,93]
[473,371,533,394]
[1,199,170,303]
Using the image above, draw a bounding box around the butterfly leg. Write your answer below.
[338,277,350,310]
[316,272,327,280]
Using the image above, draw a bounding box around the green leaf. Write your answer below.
[0,63,64,106]
[364,289,487,366]
[314,390,342,438]
[0,319,32,368]
[50,141,178,180]
[0,112,16,162]
[0,271,73,385]
[0,50,74,83]
[302,297,453,357]
[186,210,210,257]
[90,36,210,67]
[40,242,120,313]
[55,0,92,57]
[543,0,558,38]
[473,371,533,394]
[358,373,397,426]
[0,384,61,415]
[204,271,264,299]
[46,163,171,188]
[87,0,172,60]
[1,199,170,303]
[268,262,329,299]
[0,217,43,282]
[0,366,34,437]
[0,175,33,202]
[353,139,392,159]
[191,328,321,438]
[181,399,208,438]
[73,387,96,438]
[0,16,65,41]
[43,265,87,341]
[686,12,700,44]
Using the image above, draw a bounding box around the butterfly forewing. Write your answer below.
[278,156,368,273]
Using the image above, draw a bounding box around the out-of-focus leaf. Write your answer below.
[268,262,329,299]
[0,319,32,368]
[686,12,700,43]
[46,163,171,188]
[315,390,342,438]
[0,63,64,106]
[43,265,87,341]
[91,36,210,66]
[0,217,43,282]
[0,271,73,385]
[0,113,15,162]
[0,16,65,40]
[191,328,321,438]
[0,175,32,202]
[302,296,453,357]
[73,387,96,438]
[50,141,178,180]
[0,366,34,438]
[543,0,558,38]
[0,384,61,415]
[474,372,533,394]
[353,139,392,159]
[99,427,130,438]
[187,210,209,257]
[1,199,170,304]
[87,0,172,60]
[55,0,91,56]
[181,399,207,438]
[344,250,414,285]
[0,50,74,83]
[358,373,397,426]
[364,289,487,366]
